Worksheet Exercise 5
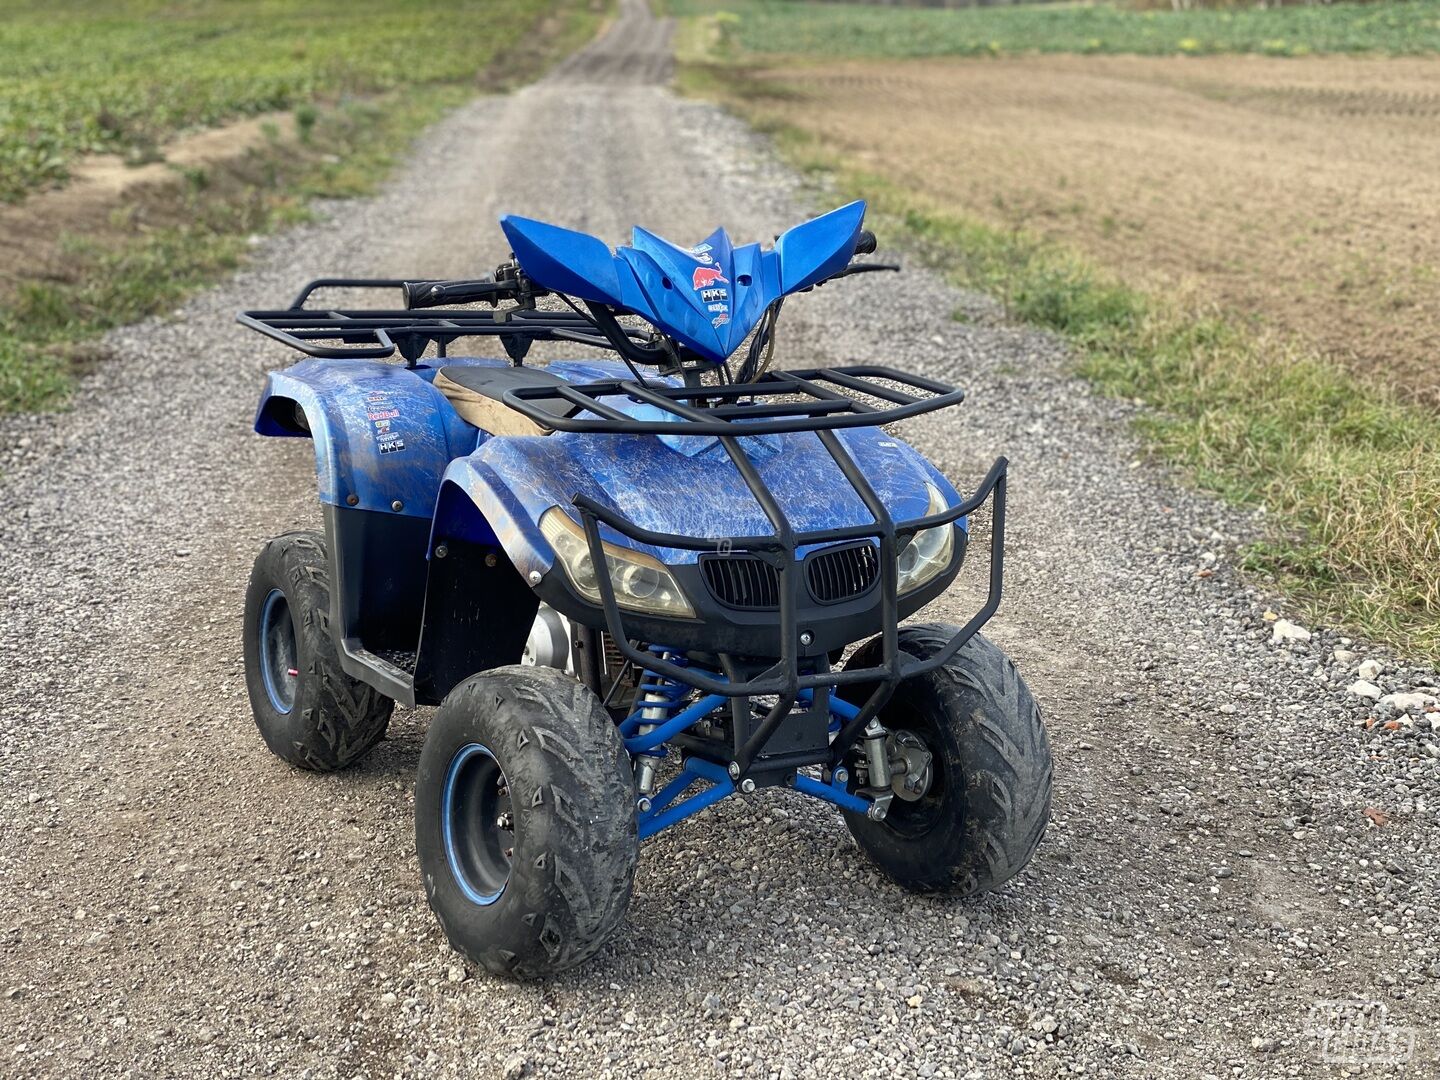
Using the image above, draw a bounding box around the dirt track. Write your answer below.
[739,53,1440,404]
[1,3,1437,1077]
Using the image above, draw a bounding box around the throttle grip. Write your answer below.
[402,279,504,309]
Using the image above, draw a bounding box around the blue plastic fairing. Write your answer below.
[499,201,866,363]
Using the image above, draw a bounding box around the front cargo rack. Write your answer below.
[501,366,964,437]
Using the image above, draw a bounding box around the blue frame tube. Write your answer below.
[629,673,878,840]
[637,757,736,840]
[793,773,870,815]
[623,693,728,754]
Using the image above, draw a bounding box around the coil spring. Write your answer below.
[624,648,691,795]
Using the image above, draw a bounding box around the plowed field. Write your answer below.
[740,53,1440,403]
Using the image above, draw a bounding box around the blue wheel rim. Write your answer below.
[258,589,298,714]
[442,742,513,906]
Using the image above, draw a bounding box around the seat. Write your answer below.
[433,364,574,437]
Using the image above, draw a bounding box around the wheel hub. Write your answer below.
[441,743,514,906]
[257,588,298,714]
[888,729,934,802]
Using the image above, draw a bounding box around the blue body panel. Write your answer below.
[256,356,963,577]
[451,419,960,578]
[255,357,490,516]
[499,201,866,363]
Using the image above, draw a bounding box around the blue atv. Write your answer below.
[239,201,1052,978]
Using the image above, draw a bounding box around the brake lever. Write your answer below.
[801,262,902,291]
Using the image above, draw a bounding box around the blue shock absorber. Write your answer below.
[623,647,695,802]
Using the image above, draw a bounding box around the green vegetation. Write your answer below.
[664,0,1440,59]
[0,0,603,413]
[0,0,584,203]
[0,89,470,413]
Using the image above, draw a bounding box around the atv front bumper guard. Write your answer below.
[577,450,1007,774]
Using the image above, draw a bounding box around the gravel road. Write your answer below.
[2,2,1436,1076]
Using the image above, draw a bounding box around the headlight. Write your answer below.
[897,484,957,594]
[539,508,696,618]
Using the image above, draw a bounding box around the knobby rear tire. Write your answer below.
[242,531,393,771]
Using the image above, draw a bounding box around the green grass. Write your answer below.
[0,90,457,412]
[664,0,1440,59]
[0,0,603,413]
[0,0,584,203]
[694,103,1440,660]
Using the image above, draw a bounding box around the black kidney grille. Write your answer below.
[701,543,880,609]
[701,555,780,610]
[807,542,880,604]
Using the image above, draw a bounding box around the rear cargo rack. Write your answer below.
[237,277,650,363]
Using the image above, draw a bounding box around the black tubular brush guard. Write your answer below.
[502,372,1007,771]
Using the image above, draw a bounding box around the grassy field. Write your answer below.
[0,0,587,204]
[667,0,1440,58]
[0,0,602,413]
[672,1,1440,660]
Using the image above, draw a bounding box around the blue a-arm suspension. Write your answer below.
[629,660,874,839]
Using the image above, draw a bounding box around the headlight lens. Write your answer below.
[539,508,695,618]
[897,484,957,594]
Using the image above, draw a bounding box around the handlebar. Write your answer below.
[403,278,512,309]
[853,229,877,256]
[403,260,551,309]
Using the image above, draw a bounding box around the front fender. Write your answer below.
[430,457,556,585]
[255,358,481,517]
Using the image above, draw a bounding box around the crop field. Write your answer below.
[673,0,1440,657]
[0,0,574,204]
[667,0,1440,58]
[0,0,599,414]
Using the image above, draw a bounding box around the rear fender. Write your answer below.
[255,358,479,517]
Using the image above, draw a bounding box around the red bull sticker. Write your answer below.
[693,266,728,290]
